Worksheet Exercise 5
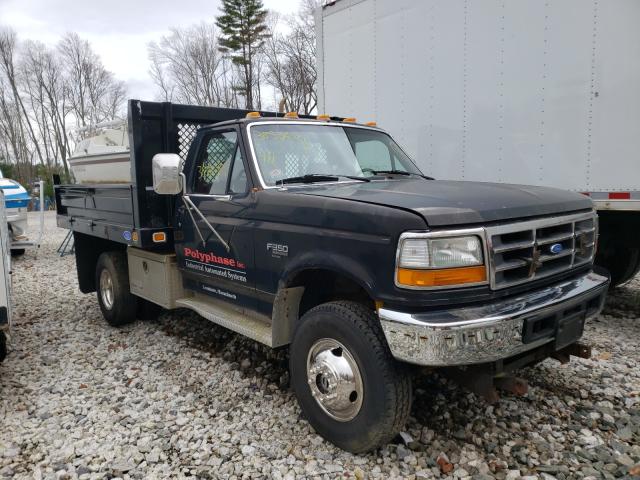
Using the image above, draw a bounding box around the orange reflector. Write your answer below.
[375,300,384,311]
[343,117,356,123]
[316,114,330,120]
[397,266,486,287]
[152,232,167,243]
[284,111,299,118]
[246,111,261,118]
[365,121,377,126]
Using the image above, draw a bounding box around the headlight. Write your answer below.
[396,233,487,289]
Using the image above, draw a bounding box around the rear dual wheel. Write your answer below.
[290,301,412,453]
[95,252,162,326]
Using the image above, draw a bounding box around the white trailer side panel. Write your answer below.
[318,0,640,192]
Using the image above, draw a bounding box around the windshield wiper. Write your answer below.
[276,173,370,185]
[369,170,434,180]
[338,175,370,182]
[276,174,339,185]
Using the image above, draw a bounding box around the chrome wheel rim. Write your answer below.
[99,269,114,310]
[306,338,364,422]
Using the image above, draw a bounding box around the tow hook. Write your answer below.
[551,341,592,364]
[443,369,529,404]
[443,342,592,403]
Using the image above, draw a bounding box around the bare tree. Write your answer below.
[264,1,319,114]
[0,28,45,166]
[58,32,126,128]
[0,28,126,189]
[19,40,73,176]
[0,76,34,182]
[148,23,238,107]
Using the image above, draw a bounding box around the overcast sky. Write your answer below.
[0,0,303,101]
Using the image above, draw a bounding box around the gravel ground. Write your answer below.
[1,212,639,480]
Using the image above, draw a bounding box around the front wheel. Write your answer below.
[95,252,137,326]
[290,301,412,453]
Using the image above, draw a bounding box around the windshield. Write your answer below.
[249,123,423,186]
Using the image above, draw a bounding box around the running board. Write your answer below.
[176,297,273,347]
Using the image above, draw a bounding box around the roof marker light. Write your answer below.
[316,114,330,120]
[284,111,299,118]
[246,111,261,118]
[343,117,356,123]
[365,121,377,127]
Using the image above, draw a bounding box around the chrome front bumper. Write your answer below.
[379,271,609,367]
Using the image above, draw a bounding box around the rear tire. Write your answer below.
[95,252,137,326]
[290,301,412,453]
[10,249,25,257]
[0,331,6,362]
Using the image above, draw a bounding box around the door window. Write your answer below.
[354,140,392,171]
[228,148,248,194]
[192,131,248,195]
[347,128,409,173]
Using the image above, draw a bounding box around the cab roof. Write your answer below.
[200,115,382,132]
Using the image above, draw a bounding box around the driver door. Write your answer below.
[174,127,256,311]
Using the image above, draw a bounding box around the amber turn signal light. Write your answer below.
[152,232,167,243]
[396,266,486,287]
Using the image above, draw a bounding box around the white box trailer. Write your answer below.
[317,0,640,286]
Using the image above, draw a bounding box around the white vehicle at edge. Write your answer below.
[0,189,11,362]
[0,176,30,244]
[317,0,640,287]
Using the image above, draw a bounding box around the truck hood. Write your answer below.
[292,178,593,226]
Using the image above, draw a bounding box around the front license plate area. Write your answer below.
[554,312,586,350]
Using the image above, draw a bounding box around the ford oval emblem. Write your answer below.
[549,243,563,254]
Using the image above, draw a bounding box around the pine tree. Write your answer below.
[216,0,269,110]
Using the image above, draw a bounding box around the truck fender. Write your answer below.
[278,252,377,296]
[271,253,378,347]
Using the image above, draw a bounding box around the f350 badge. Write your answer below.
[267,243,289,258]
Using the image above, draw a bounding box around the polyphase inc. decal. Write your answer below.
[182,247,247,283]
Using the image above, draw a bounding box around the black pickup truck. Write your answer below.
[56,100,609,453]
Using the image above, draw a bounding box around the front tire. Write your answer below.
[95,252,137,326]
[10,249,25,257]
[290,301,412,453]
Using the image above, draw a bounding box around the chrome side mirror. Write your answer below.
[152,153,183,195]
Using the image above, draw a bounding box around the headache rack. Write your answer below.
[55,100,293,248]
[487,211,597,290]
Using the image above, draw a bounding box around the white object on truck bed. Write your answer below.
[68,120,130,183]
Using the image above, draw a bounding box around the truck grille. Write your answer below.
[487,212,597,290]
